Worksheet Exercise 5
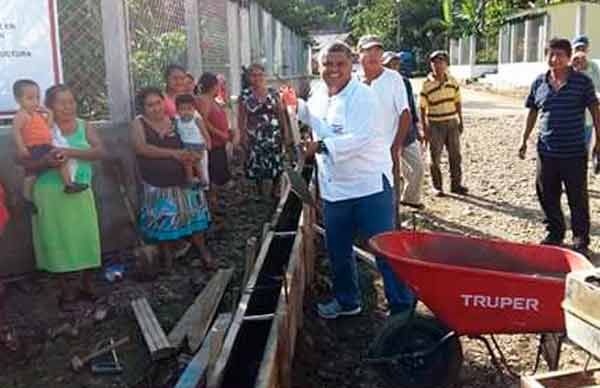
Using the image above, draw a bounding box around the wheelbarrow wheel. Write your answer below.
[368,312,463,388]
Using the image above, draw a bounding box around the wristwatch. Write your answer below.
[316,140,328,154]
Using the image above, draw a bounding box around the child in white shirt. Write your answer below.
[175,94,212,189]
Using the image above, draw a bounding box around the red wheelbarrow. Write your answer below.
[366,230,593,388]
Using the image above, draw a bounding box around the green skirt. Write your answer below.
[32,170,101,273]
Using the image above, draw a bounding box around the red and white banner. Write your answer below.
[0,0,62,118]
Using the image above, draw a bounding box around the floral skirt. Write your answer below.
[245,126,284,181]
[138,182,210,242]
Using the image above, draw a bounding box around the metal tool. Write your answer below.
[70,336,129,372]
[91,338,123,375]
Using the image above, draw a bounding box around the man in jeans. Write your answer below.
[295,42,415,319]
[519,37,600,253]
[419,50,468,197]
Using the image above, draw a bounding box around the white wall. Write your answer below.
[450,64,498,80]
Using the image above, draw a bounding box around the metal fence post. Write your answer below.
[262,9,274,75]
[227,0,242,98]
[185,0,203,78]
[100,0,132,124]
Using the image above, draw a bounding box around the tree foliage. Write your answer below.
[257,0,340,35]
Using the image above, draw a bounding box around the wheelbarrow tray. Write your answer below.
[370,231,592,335]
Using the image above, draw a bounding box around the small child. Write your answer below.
[175,94,212,188]
[11,79,87,210]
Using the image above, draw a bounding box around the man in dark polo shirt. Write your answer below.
[519,37,600,253]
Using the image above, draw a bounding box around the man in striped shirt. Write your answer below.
[519,37,600,253]
[419,50,468,196]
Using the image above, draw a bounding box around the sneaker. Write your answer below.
[540,234,563,246]
[433,189,445,197]
[317,299,362,320]
[572,238,590,256]
[450,185,469,195]
[400,201,425,210]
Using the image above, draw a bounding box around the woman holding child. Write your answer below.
[130,87,215,271]
[26,85,105,308]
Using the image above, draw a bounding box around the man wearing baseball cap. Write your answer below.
[572,35,600,152]
[382,51,425,209]
[355,34,416,316]
[419,50,468,196]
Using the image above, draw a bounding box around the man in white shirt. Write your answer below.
[357,36,425,217]
[296,42,415,319]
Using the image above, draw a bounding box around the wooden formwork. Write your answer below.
[207,165,317,388]
[254,203,316,388]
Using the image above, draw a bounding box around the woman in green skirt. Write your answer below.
[28,85,105,307]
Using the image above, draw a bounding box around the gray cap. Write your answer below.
[572,35,590,49]
[382,51,401,64]
[357,35,383,51]
[429,50,449,62]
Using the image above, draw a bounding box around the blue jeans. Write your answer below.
[323,176,415,313]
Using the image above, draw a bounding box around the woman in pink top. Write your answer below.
[163,64,187,119]
[196,72,232,229]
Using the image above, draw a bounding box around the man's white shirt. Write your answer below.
[358,67,409,148]
[297,78,393,202]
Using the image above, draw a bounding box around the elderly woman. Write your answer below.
[130,87,215,271]
[238,64,289,198]
[24,84,105,308]
[163,64,188,119]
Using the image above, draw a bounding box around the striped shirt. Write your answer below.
[526,68,598,158]
[419,73,461,122]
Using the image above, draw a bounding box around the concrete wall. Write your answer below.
[451,64,498,81]
[585,3,600,59]
[0,74,314,276]
[547,2,578,39]
[0,125,138,276]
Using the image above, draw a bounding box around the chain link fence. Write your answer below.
[49,0,309,124]
[127,0,188,92]
[57,0,109,120]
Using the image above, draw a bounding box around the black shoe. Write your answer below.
[451,185,469,195]
[540,234,563,246]
[572,238,590,255]
[24,199,38,215]
[64,182,89,194]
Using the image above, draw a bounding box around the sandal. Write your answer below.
[0,326,19,352]
[57,293,79,312]
[78,288,98,302]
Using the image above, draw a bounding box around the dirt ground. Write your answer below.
[291,94,600,388]
[2,88,600,388]
[0,162,278,388]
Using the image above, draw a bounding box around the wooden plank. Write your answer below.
[207,232,275,388]
[241,237,258,291]
[174,313,232,388]
[131,298,174,360]
[521,367,600,388]
[168,268,234,352]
